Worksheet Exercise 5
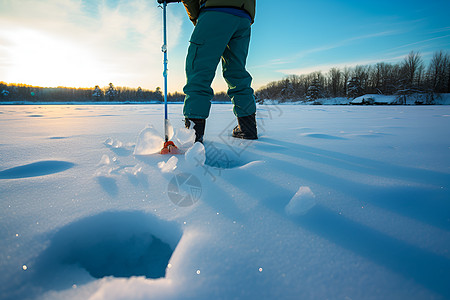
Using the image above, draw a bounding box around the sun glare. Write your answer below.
[3,28,109,88]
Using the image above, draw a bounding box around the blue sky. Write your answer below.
[1,0,449,93]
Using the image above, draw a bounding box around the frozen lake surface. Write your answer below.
[1,104,450,300]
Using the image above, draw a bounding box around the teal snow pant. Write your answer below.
[183,11,256,119]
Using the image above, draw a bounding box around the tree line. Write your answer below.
[256,51,450,102]
[0,82,162,103]
[0,82,233,103]
[2,50,449,104]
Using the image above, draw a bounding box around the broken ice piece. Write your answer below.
[123,165,143,176]
[98,154,111,166]
[158,156,178,173]
[173,127,195,150]
[134,125,164,155]
[104,138,114,146]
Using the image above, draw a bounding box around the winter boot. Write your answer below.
[232,113,258,140]
[185,118,205,143]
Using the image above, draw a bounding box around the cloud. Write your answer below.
[387,34,450,52]
[428,26,450,34]
[278,55,408,76]
[253,29,403,71]
[294,29,402,59]
[0,0,183,88]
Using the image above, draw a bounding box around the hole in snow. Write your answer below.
[31,211,182,288]
[204,142,249,169]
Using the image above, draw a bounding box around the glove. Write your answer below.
[157,0,181,3]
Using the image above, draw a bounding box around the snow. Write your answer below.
[439,94,450,105]
[184,142,206,167]
[1,104,450,300]
[351,94,397,105]
[285,186,316,216]
[259,93,450,105]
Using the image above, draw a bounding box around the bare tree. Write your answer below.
[328,68,342,97]
[368,63,382,94]
[428,51,450,93]
[447,56,450,93]
[403,51,423,86]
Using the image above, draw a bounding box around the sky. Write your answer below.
[0,0,449,93]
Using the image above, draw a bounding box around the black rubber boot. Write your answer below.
[232,113,258,140]
[185,118,205,143]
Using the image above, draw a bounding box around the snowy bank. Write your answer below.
[258,93,450,105]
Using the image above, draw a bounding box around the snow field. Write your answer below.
[0,104,450,300]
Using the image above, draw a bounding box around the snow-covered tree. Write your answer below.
[105,83,117,101]
[306,78,322,101]
[92,85,103,101]
[347,76,363,98]
[1,89,9,97]
[136,87,143,100]
[280,78,295,101]
[155,86,162,98]
[342,67,351,96]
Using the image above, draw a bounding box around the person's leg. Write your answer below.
[222,18,257,139]
[183,11,239,119]
[221,18,256,118]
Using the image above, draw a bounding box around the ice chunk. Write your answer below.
[104,137,123,149]
[98,154,111,166]
[172,127,195,150]
[111,139,123,149]
[104,138,114,146]
[158,156,178,173]
[122,164,143,176]
[94,166,113,177]
[285,186,316,216]
[134,125,164,155]
[185,142,205,167]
